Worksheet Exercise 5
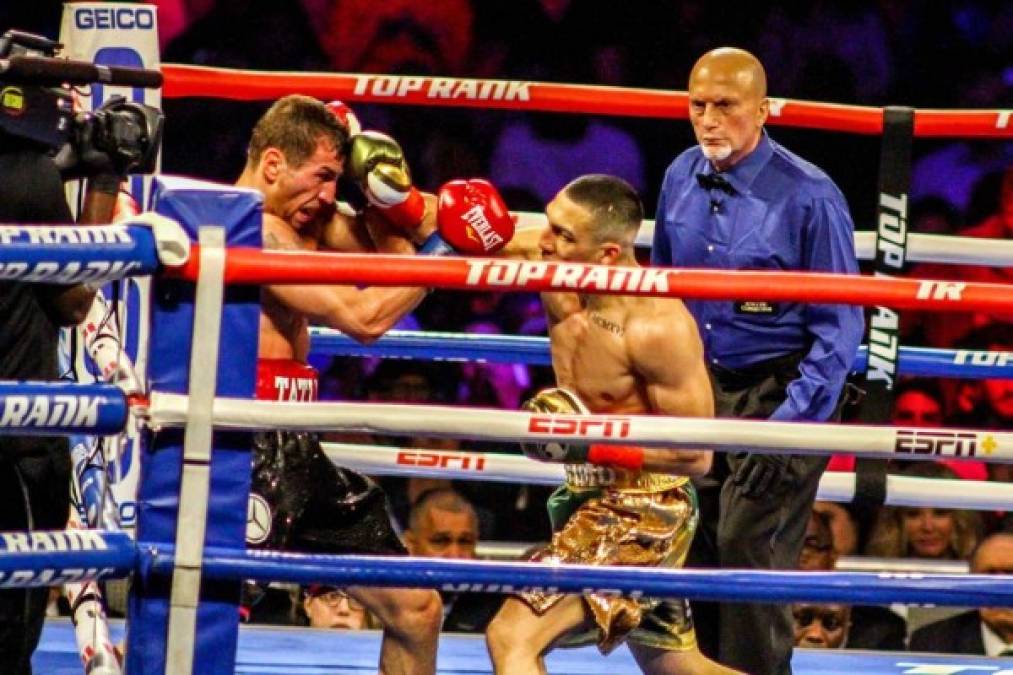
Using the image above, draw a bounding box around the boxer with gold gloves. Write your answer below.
[236,94,512,675]
[486,175,739,675]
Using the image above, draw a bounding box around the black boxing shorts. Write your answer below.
[246,359,406,555]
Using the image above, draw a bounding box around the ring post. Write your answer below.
[126,177,261,674]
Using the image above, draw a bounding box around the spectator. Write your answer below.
[301,585,376,630]
[405,489,479,560]
[906,169,1013,348]
[910,140,1013,215]
[948,324,1013,430]
[909,196,962,235]
[813,501,860,558]
[405,489,501,633]
[892,380,987,481]
[797,508,906,650]
[792,603,851,649]
[909,533,1013,656]
[489,114,646,207]
[865,464,983,560]
[457,320,530,409]
[825,379,991,479]
[317,0,474,76]
[798,510,837,571]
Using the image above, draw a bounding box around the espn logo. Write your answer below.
[397,451,486,471]
[528,416,631,438]
[894,430,978,457]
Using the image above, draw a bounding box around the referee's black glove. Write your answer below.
[731,453,791,497]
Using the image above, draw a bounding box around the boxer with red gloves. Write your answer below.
[486,175,737,675]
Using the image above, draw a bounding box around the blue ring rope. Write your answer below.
[0,223,161,283]
[142,546,1013,608]
[0,530,135,588]
[0,382,128,435]
[310,329,1011,379]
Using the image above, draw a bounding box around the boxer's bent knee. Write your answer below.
[379,588,442,641]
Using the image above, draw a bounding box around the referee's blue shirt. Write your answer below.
[652,132,864,422]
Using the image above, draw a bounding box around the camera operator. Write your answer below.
[0,29,161,672]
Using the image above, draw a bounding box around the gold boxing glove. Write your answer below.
[345,131,425,233]
[520,387,591,463]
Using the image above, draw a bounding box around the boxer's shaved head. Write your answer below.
[690,48,767,101]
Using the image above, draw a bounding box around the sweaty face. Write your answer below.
[540,193,599,263]
[902,507,955,558]
[892,390,944,427]
[267,139,342,228]
[793,604,850,648]
[688,65,767,170]
[411,508,478,559]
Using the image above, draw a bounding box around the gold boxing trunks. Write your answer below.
[519,479,699,655]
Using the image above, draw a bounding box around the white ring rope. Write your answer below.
[512,212,1013,267]
[149,393,1011,464]
[322,442,1013,512]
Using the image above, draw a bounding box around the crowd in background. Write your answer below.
[5,0,1011,656]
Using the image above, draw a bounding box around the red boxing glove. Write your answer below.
[435,179,514,254]
[324,100,361,136]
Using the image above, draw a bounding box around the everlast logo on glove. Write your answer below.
[436,178,514,254]
[462,204,505,252]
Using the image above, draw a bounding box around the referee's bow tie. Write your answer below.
[696,172,735,194]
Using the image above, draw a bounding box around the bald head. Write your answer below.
[690,48,767,100]
[972,532,1013,573]
[687,48,769,171]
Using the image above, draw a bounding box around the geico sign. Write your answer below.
[75,7,156,29]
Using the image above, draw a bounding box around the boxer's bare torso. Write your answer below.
[547,291,704,416]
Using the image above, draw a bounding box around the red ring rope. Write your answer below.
[161,64,1012,139]
[165,248,1013,313]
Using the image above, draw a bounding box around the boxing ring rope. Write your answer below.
[148,393,1009,464]
[0,201,1008,673]
[472,540,972,575]
[160,65,1013,138]
[308,328,1013,379]
[0,530,134,588]
[510,212,1013,265]
[0,382,129,435]
[1,528,1004,606]
[321,442,1013,512]
[143,545,1010,608]
[0,216,188,282]
[169,249,1013,313]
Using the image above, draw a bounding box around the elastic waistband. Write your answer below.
[564,464,688,493]
[256,359,318,402]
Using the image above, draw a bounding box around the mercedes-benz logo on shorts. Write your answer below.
[246,493,272,545]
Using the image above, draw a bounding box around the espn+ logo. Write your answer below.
[894,430,981,457]
[74,7,155,30]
